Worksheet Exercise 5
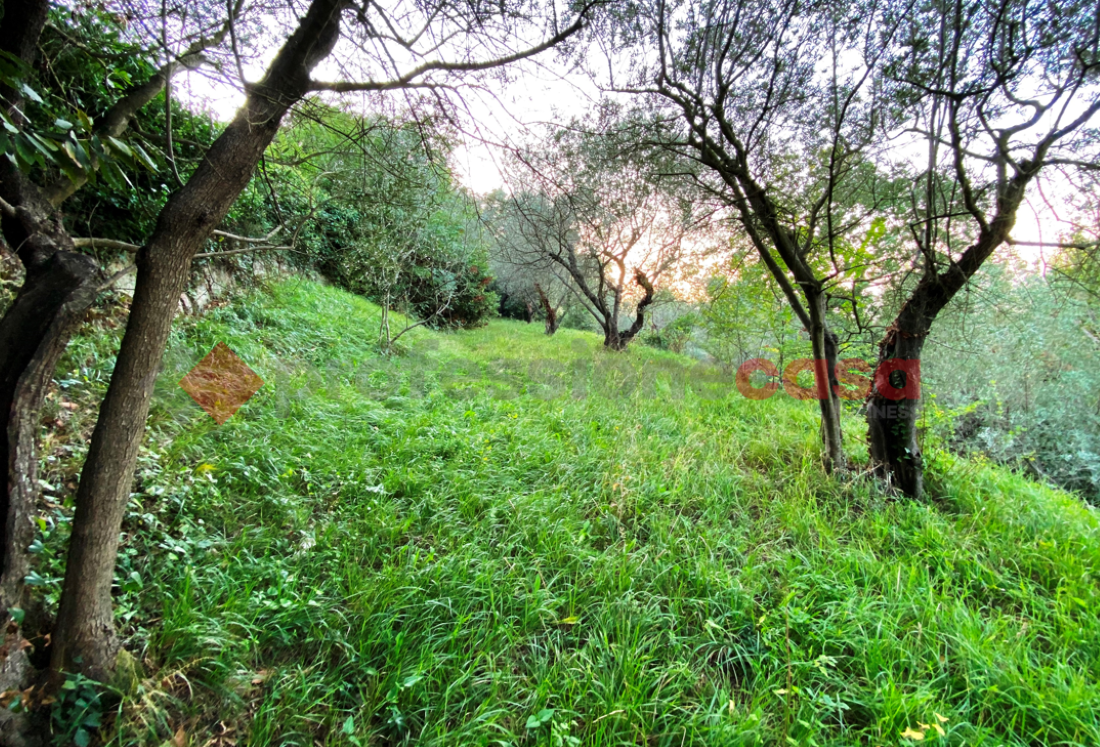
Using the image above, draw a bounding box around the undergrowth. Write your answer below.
[34,278,1100,746]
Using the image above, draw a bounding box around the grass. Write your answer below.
[35,278,1100,746]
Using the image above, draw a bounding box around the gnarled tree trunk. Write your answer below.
[806,290,844,473]
[867,324,926,498]
[603,270,654,351]
[0,6,105,738]
[868,171,1030,498]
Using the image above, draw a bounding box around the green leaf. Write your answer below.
[70,140,94,173]
[54,118,73,131]
[12,136,36,169]
[106,136,132,158]
[18,82,43,104]
[23,570,47,587]
[6,607,24,625]
[131,142,158,171]
[526,708,554,728]
[25,132,57,159]
[74,727,91,747]
[0,110,16,134]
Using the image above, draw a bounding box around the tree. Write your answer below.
[485,191,575,334]
[611,0,1099,489]
[0,1,245,697]
[864,0,1100,497]
[701,258,805,372]
[277,111,497,349]
[0,0,596,685]
[608,0,906,472]
[501,115,717,350]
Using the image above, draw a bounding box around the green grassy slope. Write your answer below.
[40,279,1100,746]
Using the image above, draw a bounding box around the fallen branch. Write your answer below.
[96,264,136,292]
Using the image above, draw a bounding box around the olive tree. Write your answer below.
[501,116,718,350]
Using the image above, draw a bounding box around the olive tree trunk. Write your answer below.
[806,290,844,473]
[868,171,1031,498]
[535,283,560,335]
[50,0,346,678]
[603,270,655,351]
[867,325,926,498]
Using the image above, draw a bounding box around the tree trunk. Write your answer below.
[604,270,654,351]
[867,325,926,498]
[1,252,99,613]
[535,284,559,335]
[867,169,1032,498]
[0,6,103,738]
[50,0,345,679]
[806,291,845,473]
[0,246,99,745]
[0,0,206,636]
[0,165,103,647]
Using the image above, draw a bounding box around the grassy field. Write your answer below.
[37,279,1100,746]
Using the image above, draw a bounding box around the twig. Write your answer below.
[72,237,142,252]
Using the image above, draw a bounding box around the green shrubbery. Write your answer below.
[269,112,497,332]
[923,264,1100,499]
[638,312,698,354]
[37,16,499,338]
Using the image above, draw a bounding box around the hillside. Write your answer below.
[39,280,1100,746]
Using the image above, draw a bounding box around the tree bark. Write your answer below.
[535,283,559,335]
[0,249,99,613]
[0,0,218,638]
[604,270,654,350]
[0,5,101,737]
[806,290,845,473]
[50,0,346,679]
[868,168,1031,497]
[867,324,926,498]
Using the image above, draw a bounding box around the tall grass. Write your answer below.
[37,279,1100,746]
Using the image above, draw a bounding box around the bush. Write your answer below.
[639,313,697,354]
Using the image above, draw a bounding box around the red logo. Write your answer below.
[179,343,264,424]
[735,358,919,400]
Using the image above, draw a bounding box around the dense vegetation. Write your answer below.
[35,279,1100,746]
[1,0,1098,742]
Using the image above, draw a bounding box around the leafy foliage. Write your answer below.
[270,110,497,332]
[924,263,1100,499]
[0,10,162,196]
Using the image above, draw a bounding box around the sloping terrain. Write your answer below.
[38,280,1100,746]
